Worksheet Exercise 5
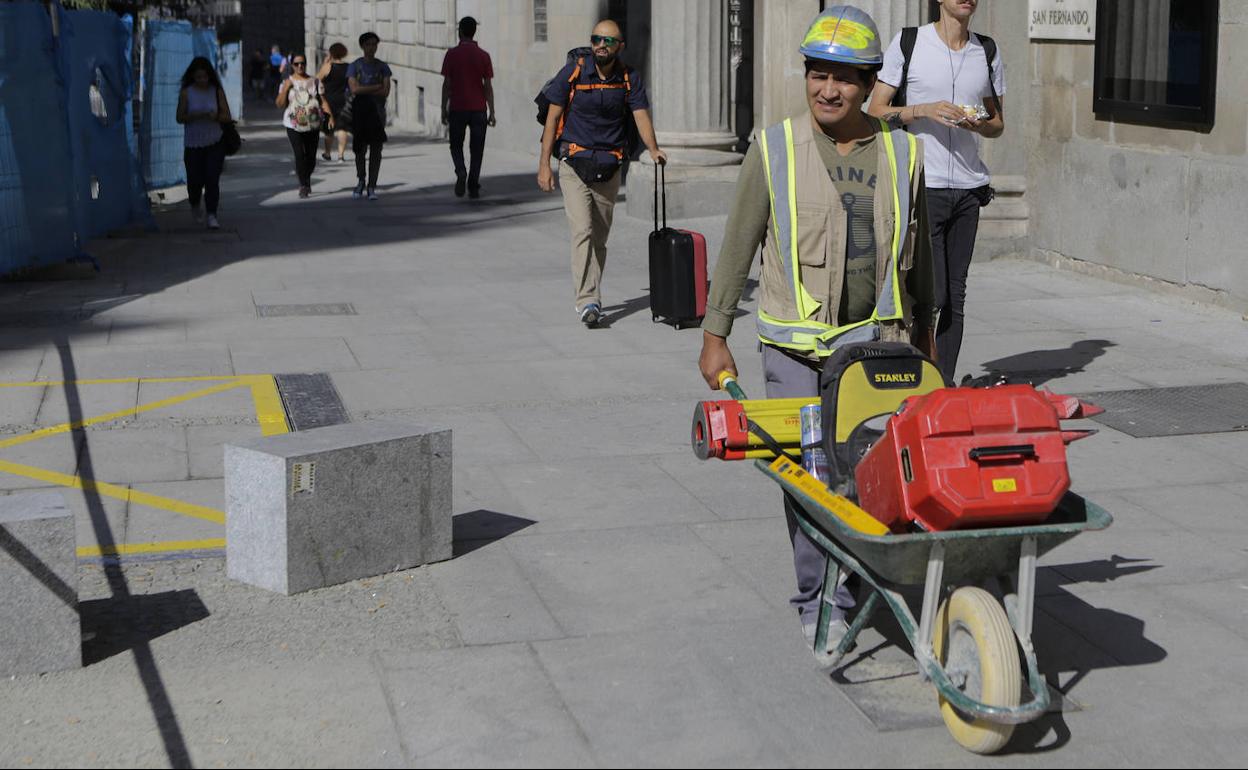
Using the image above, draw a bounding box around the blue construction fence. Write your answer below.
[0,1,152,275]
[0,4,236,277]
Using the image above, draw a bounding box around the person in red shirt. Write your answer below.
[441,16,496,199]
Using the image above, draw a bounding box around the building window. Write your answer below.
[534,0,548,43]
[1093,0,1218,126]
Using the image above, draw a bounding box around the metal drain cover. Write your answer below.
[274,373,351,431]
[256,303,357,318]
[1077,383,1248,438]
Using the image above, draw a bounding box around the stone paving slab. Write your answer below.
[504,525,774,637]
[0,432,82,490]
[376,644,597,768]
[75,428,190,485]
[492,458,718,534]
[228,337,362,376]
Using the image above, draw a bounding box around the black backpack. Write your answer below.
[893,27,1001,114]
[534,47,594,127]
[819,342,949,494]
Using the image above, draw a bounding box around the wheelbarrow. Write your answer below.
[760,455,1112,754]
[713,376,1113,753]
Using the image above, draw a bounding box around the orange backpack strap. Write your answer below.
[556,57,585,141]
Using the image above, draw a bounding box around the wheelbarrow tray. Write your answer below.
[755,459,1113,585]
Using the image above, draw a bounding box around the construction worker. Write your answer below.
[697,6,936,663]
[537,19,666,328]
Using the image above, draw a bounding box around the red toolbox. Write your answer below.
[855,385,1098,532]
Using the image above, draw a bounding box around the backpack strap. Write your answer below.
[895,26,918,108]
[555,57,585,142]
[975,32,1002,116]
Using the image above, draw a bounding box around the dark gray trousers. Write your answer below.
[927,188,983,383]
[762,345,855,624]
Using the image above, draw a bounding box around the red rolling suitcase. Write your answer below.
[648,164,707,329]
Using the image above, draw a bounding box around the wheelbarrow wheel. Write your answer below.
[932,587,1021,754]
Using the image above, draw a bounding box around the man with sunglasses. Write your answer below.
[538,20,666,328]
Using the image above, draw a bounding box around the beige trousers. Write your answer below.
[559,163,622,311]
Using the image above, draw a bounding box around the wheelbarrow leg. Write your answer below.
[836,590,881,657]
[916,542,947,681]
[813,558,846,657]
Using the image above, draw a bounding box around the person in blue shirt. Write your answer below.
[536,19,666,327]
[347,32,393,200]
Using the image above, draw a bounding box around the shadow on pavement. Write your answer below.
[978,339,1116,387]
[597,293,652,329]
[80,588,210,666]
[452,509,536,558]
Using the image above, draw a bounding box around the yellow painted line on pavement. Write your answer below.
[0,373,289,541]
[0,459,227,524]
[248,375,290,435]
[78,538,226,558]
[0,379,250,452]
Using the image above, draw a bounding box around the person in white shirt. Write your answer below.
[867,0,1005,382]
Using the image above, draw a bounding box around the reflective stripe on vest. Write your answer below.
[757,117,917,357]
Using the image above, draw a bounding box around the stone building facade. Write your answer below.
[298,0,1248,311]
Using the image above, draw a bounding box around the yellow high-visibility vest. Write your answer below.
[757,117,918,357]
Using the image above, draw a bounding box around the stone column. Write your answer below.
[648,0,739,165]
[627,0,741,219]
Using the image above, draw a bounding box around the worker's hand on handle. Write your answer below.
[699,331,737,390]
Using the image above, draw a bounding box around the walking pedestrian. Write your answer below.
[268,44,284,98]
[317,42,351,163]
[276,53,334,198]
[697,6,936,663]
[177,56,233,230]
[441,16,495,199]
[346,32,392,201]
[537,19,666,327]
[249,48,267,100]
[867,0,1005,382]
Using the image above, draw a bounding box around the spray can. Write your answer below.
[799,404,830,485]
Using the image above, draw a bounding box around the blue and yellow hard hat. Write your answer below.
[799,5,883,67]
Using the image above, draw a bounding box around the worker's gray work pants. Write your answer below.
[762,344,856,624]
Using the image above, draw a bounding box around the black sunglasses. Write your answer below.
[292,60,307,66]
[590,35,621,46]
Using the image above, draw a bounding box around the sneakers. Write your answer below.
[352,180,366,199]
[367,187,379,201]
[454,175,466,198]
[298,186,310,199]
[205,214,220,230]
[321,151,332,161]
[579,303,602,327]
[803,617,852,667]
[190,202,204,224]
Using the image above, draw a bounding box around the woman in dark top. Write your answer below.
[317,42,351,162]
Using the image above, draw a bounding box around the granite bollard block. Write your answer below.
[225,421,452,595]
[0,491,81,675]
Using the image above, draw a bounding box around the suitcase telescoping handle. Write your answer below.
[653,160,667,231]
[968,444,1037,461]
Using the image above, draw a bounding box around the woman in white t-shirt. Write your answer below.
[276,53,334,198]
[867,0,1005,383]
